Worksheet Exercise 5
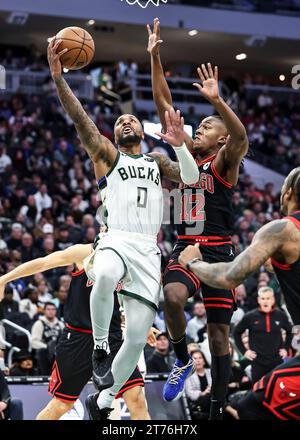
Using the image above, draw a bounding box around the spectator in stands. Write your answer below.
[185,350,211,420]
[0,286,19,318]
[19,233,38,263]
[6,223,23,250]
[34,184,52,220]
[186,301,207,343]
[56,226,73,251]
[9,351,37,376]
[31,302,64,374]
[231,284,246,326]
[34,279,53,304]
[234,286,293,383]
[52,286,68,320]
[19,287,40,321]
[0,145,12,174]
[146,332,176,373]
[0,368,23,419]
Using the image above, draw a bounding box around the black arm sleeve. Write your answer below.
[0,369,11,405]
[233,315,250,355]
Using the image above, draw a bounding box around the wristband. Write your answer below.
[186,257,202,271]
[171,142,199,185]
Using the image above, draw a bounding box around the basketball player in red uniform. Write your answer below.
[148,18,249,419]
[0,243,157,420]
[179,167,300,420]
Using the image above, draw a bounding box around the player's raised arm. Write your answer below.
[0,244,92,300]
[147,18,193,150]
[149,108,199,184]
[147,18,172,133]
[193,63,248,166]
[47,39,117,178]
[178,219,289,290]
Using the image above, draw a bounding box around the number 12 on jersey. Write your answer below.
[181,192,206,222]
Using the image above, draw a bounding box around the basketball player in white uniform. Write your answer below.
[48,39,199,418]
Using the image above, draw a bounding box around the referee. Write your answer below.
[233,286,293,383]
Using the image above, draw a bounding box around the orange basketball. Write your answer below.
[54,26,95,70]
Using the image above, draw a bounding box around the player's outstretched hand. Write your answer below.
[147,17,163,56]
[147,327,161,347]
[155,108,186,147]
[193,63,220,103]
[179,243,203,269]
[47,37,68,79]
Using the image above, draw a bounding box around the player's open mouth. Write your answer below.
[123,127,133,134]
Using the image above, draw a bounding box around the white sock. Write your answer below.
[90,249,125,353]
[97,297,155,408]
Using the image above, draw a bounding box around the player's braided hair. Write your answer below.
[286,167,300,203]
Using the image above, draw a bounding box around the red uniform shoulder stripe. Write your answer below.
[211,161,233,189]
[196,154,217,166]
[271,258,291,271]
[286,215,300,231]
[71,268,85,277]
[265,367,300,399]
[262,401,287,420]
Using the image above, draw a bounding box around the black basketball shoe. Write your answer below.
[92,348,114,391]
[85,393,113,420]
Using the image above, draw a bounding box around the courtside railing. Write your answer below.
[3,69,94,100]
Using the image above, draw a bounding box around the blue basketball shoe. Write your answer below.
[163,356,195,402]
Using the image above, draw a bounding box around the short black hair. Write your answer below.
[44,302,56,310]
[23,287,37,298]
[4,286,13,295]
[286,167,300,203]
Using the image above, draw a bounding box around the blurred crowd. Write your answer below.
[0,51,299,420]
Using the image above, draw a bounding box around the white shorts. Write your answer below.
[84,229,161,312]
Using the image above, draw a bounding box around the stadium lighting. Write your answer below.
[87,20,95,26]
[188,30,198,36]
[279,74,285,81]
[236,53,247,61]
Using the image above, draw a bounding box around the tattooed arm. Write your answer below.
[47,38,116,178]
[150,108,199,184]
[179,220,289,289]
[149,151,181,182]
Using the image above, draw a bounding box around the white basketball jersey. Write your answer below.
[97,151,163,237]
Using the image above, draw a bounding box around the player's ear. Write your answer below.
[217,135,227,147]
[286,187,294,201]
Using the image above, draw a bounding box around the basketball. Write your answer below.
[54,26,95,70]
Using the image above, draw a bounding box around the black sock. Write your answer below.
[209,400,224,421]
[209,354,231,420]
[170,334,190,365]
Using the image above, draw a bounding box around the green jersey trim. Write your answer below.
[106,150,121,178]
[122,152,144,159]
[119,289,158,312]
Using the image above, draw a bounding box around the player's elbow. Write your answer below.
[224,276,239,291]
[181,173,199,185]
